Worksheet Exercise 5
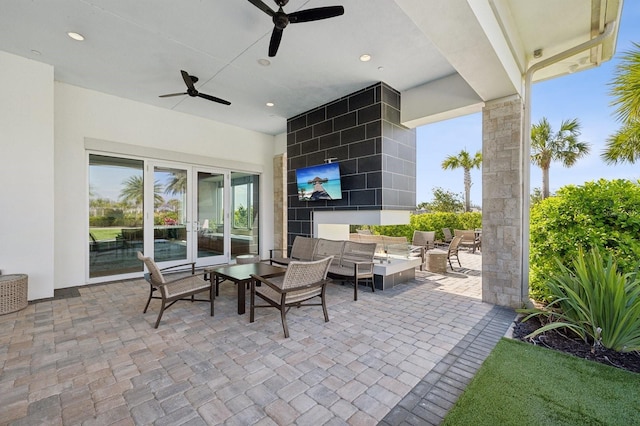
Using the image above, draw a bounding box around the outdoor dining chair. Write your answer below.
[447,236,463,271]
[137,252,213,328]
[250,256,333,338]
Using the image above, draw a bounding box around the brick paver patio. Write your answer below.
[0,251,515,425]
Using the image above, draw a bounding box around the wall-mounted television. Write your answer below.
[296,162,343,201]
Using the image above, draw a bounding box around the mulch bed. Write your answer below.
[512,316,640,374]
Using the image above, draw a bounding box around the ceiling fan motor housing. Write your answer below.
[273,11,289,29]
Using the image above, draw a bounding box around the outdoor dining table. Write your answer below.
[206,263,286,314]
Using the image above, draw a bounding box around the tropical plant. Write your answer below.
[418,187,464,213]
[530,117,590,199]
[441,149,482,212]
[119,176,164,207]
[165,171,187,196]
[529,187,546,207]
[519,247,640,353]
[529,179,640,301]
[602,42,640,164]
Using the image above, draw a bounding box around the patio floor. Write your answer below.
[0,251,516,425]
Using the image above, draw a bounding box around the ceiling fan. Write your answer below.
[159,70,231,106]
[248,0,344,57]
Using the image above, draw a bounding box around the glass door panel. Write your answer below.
[152,166,188,263]
[195,170,226,265]
[230,172,260,260]
[88,154,144,278]
[89,156,259,279]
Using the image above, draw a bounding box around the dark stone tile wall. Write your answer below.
[286,82,416,247]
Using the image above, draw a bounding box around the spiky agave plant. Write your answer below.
[519,247,640,353]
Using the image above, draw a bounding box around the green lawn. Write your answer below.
[89,227,122,241]
[443,338,640,425]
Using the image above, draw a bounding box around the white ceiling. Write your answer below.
[0,0,622,135]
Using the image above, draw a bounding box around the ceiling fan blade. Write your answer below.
[198,92,231,106]
[181,70,196,91]
[268,27,284,57]
[289,6,344,23]
[159,92,188,98]
[247,0,275,17]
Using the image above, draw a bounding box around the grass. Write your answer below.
[89,227,122,241]
[442,338,640,426]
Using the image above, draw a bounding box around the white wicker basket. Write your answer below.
[0,274,28,315]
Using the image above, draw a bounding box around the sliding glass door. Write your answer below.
[89,154,260,280]
[194,169,227,264]
[89,155,144,278]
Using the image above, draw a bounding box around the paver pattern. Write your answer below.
[0,251,515,425]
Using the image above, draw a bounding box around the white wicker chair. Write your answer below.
[137,252,213,328]
[250,256,333,338]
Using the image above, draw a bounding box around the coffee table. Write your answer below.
[207,263,286,314]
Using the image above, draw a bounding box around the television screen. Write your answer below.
[296,163,343,201]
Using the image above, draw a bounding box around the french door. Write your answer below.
[89,153,260,280]
[148,162,228,269]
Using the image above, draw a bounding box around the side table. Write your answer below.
[0,274,28,315]
[426,250,448,274]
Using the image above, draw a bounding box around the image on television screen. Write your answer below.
[296,162,342,201]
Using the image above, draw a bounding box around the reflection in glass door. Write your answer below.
[230,172,260,259]
[88,154,144,278]
[152,166,189,263]
[89,155,261,279]
[195,170,226,265]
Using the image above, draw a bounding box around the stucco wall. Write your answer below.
[1,48,278,300]
[54,83,277,290]
[0,51,55,300]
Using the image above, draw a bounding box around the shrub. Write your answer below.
[369,211,482,241]
[519,247,640,353]
[529,179,640,301]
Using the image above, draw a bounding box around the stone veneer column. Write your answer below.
[273,153,287,256]
[481,95,528,308]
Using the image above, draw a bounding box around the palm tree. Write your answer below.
[441,149,482,212]
[119,176,164,207]
[530,117,590,199]
[165,172,187,196]
[602,42,640,164]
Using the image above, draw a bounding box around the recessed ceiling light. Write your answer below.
[266,102,275,107]
[67,32,85,41]
[258,58,271,66]
[359,54,371,62]
[31,49,41,55]
[378,66,384,71]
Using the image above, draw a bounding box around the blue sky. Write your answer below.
[416,3,640,207]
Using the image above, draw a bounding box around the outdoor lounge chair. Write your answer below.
[137,251,213,328]
[269,236,317,266]
[250,256,333,338]
[410,231,436,271]
[412,230,435,251]
[447,236,463,271]
[442,228,453,245]
[454,229,481,253]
